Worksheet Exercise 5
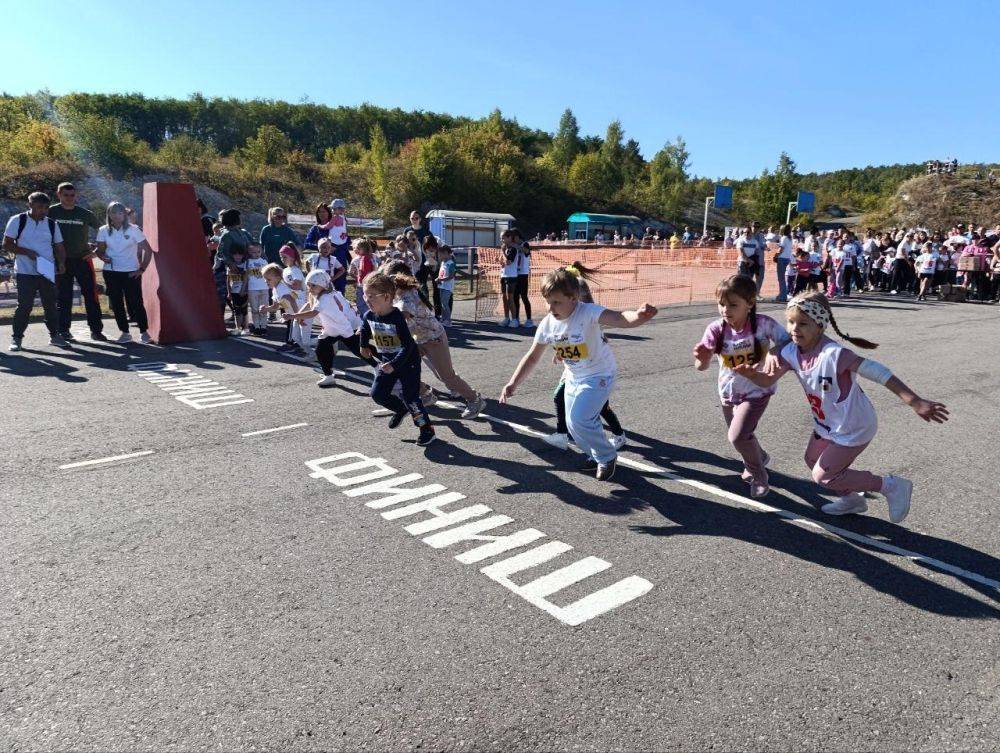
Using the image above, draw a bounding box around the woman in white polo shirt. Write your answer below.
[95,201,153,343]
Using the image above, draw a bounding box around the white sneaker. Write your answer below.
[316,374,337,388]
[420,391,438,407]
[460,394,486,419]
[500,318,510,327]
[240,328,252,336]
[116,332,132,343]
[524,319,535,328]
[9,339,22,352]
[508,319,521,328]
[139,332,152,344]
[882,475,913,524]
[821,493,868,516]
[544,432,570,451]
[610,433,627,450]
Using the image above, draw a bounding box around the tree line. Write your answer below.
[0,91,927,232]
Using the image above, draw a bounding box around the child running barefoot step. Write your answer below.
[282,269,377,388]
[693,275,790,498]
[360,272,437,446]
[501,265,657,482]
[734,292,949,523]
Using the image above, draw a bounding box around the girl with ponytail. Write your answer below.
[694,275,791,498]
[733,291,948,525]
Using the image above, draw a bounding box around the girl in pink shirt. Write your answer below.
[694,275,790,497]
[734,292,948,525]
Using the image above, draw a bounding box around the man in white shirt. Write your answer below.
[3,192,67,350]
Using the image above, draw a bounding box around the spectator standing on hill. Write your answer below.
[259,207,298,265]
[3,192,67,350]
[49,182,105,341]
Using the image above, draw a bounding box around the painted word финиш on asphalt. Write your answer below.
[128,362,253,409]
[305,452,653,626]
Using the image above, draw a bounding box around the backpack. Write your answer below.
[4,213,57,261]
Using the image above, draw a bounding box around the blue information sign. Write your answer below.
[796,191,815,214]
[713,185,733,209]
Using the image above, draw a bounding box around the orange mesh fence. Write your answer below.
[473,246,778,320]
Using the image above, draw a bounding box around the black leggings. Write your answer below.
[316,334,378,376]
[104,270,148,333]
[515,274,531,320]
[554,381,623,436]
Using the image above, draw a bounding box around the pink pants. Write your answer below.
[722,396,770,483]
[804,433,883,495]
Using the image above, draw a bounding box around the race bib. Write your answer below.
[719,348,757,369]
[371,322,401,351]
[552,340,589,362]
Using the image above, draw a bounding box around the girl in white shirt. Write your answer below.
[734,291,948,524]
[95,201,153,344]
[282,269,375,387]
[500,265,657,481]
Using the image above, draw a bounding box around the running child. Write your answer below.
[359,272,437,446]
[915,242,938,301]
[245,243,270,335]
[733,291,948,523]
[500,265,657,481]
[381,259,486,419]
[282,269,377,387]
[693,275,790,497]
[543,263,627,453]
[258,263,305,355]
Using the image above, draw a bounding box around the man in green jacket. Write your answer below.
[49,182,106,341]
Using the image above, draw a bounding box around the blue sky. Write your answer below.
[6,0,998,178]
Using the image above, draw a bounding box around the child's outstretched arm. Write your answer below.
[853,358,949,423]
[598,303,658,329]
[693,343,713,371]
[500,341,547,403]
[732,359,789,387]
[284,303,318,322]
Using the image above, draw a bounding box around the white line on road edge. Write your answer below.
[433,400,1000,595]
[59,450,154,469]
[236,337,346,376]
[242,423,309,437]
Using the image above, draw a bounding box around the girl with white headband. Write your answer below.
[734,291,948,524]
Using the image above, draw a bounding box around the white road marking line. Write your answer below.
[59,450,154,469]
[435,400,1000,595]
[236,338,345,376]
[242,423,310,437]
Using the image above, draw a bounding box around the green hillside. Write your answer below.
[0,91,992,232]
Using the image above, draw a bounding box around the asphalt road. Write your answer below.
[2,295,998,752]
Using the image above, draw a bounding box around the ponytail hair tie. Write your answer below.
[565,265,581,277]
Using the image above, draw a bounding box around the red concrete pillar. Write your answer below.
[141,182,227,344]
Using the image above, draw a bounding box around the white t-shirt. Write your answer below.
[4,214,63,276]
[97,224,145,272]
[516,248,531,276]
[282,267,308,308]
[533,301,615,381]
[327,215,350,246]
[735,237,759,260]
[311,253,344,276]
[274,281,296,312]
[777,236,794,261]
[246,258,269,291]
[917,251,938,274]
[314,291,357,338]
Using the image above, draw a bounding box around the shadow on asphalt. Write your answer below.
[447,399,999,620]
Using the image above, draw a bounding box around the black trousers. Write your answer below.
[57,257,104,334]
[12,273,58,340]
[316,334,378,376]
[104,270,148,332]
[554,380,623,436]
